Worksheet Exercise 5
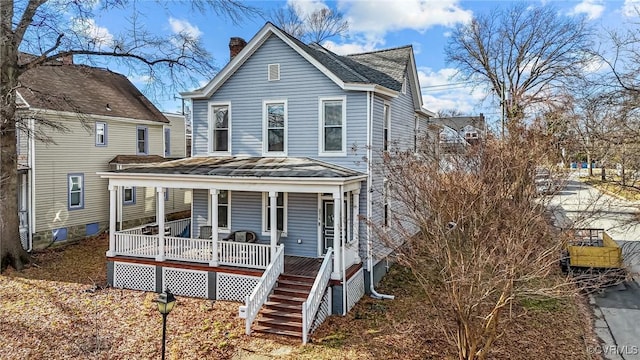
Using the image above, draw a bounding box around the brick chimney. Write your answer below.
[229,37,247,60]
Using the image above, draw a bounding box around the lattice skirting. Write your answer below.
[216,273,259,302]
[310,287,332,334]
[346,268,365,312]
[163,267,208,298]
[113,262,156,292]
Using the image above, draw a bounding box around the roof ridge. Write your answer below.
[308,43,371,83]
[346,45,413,57]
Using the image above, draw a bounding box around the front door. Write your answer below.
[322,200,334,254]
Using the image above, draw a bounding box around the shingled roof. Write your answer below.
[17,63,168,123]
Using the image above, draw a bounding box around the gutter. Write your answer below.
[27,117,35,252]
[366,91,394,300]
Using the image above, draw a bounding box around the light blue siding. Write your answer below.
[191,34,368,173]
[192,189,319,258]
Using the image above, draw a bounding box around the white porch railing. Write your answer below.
[164,237,213,263]
[219,241,271,269]
[165,218,190,237]
[244,244,285,335]
[302,247,333,344]
[114,233,158,258]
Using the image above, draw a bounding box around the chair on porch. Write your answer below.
[199,225,212,239]
[223,230,258,243]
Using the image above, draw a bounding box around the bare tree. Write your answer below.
[271,3,348,44]
[0,0,257,271]
[445,3,593,129]
[372,132,577,359]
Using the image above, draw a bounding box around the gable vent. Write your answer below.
[268,64,280,81]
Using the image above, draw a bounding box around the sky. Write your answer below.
[84,0,640,128]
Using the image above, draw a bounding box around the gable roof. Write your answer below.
[18,63,168,123]
[181,22,427,114]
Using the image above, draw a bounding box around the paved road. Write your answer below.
[548,174,640,359]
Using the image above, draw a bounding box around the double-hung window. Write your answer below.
[95,122,107,146]
[263,100,287,155]
[319,97,346,156]
[383,104,391,152]
[210,103,231,154]
[123,186,136,205]
[136,126,148,155]
[68,174,84,210]
[164,128,171,157]
[383,179,389,227]
[207,190,231,230]
[263,192,287,235]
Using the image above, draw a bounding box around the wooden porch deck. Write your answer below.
[283,256,323,278]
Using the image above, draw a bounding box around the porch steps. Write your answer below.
[254,273,315,338]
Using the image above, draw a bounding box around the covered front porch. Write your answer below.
[99,157,367,280]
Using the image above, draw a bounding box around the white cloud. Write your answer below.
[128,74,153,86]
[168,17,202,40]
[622,0,640,17]
[418,67,488,114]
[71,18,113,48]
[323,39,378,55]
[569,0,605,20]
[338,0,472,36]
[287,0,328,18]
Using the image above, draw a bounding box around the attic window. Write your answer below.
[401,78,407,94]
[268,64,280,81]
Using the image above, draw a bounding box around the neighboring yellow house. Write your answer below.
[16,57,190,249]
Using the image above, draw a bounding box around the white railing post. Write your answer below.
[209,189,219,267]
[269,191,278,258]
[106,184,117,257]
[155,187,165,261]
[302,248,333,344]
[331,191,342,280]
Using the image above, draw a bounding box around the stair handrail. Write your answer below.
[301,247,333,344]
[245,244,284,335]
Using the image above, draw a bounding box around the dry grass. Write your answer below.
[581,175,640,201]
[0,235,599,359]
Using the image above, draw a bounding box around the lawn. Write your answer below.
[0,235,601,359]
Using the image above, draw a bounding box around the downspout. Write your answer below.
[341,185,347,315]
[28,117,35,252]
[366,91,394,300]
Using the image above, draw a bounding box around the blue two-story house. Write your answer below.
[100,22,434,342]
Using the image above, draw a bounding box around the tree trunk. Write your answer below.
[1,4,31,271]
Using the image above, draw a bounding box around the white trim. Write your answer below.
[207,190,232,233]
[383,102,391,152]
[261,192,287,236]
[343,83,397,97]
[318,96,347,157]
[316,193,323,257]
[20,108,168,125]
[29,117,36,237]
[262,99,288,156]
[208,101,232,156]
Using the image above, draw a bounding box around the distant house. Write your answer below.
[99,22,434,342]
[435,114,486,147]
[16,57,189,250]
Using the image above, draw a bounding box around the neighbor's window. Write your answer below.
[263,192,287,233]
[136,126,148,154]
[264,101,286,154]
[164,128,171,157]
[320,97,346,155]
[95,122,107,146]
[68,174,84,210]
[123,186,135,205]
[211,104,230,153]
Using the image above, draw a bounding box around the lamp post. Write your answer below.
[154,289,176,360]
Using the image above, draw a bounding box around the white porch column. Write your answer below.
[269,191,278,258]
[209,189,219,267]
[106,184,117,257]
[331,191,342,280]
[155,187,165,261]
[352,189,361,263]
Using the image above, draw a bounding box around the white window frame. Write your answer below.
[262,100,288,156]
[68,174,84,210]
[95,122,107,146]
[383,103,391,152]
[318,96,347,156]
[383,178,389,228]
[207,190,231,233]
[414,115,419,152]
[208,102,232,155]
[262,192,287,236]
[123,186,136,205]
